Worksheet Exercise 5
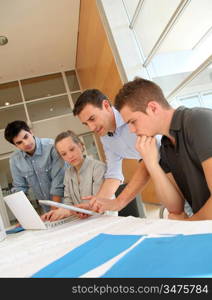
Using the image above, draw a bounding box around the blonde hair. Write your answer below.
[55,130,84,152]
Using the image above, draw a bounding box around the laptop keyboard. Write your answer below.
[44,215,79,229]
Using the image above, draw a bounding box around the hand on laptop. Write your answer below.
[41,208,72,222]
[41,207,90,221]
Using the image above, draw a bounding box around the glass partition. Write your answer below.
[65,70,80,91]
[71,92,81,105]
[0,81,22,107]
[81,133,100,160]
[26,95,72,122]
[21,73,66,101]
[0,104,27,129]
[0,69,80,128]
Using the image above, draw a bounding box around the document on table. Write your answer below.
[33,231,212,278]
[2,215,212,278]
[32,233,142,278]
[101,233,212,278]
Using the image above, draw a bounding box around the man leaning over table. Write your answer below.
[113,77,212,221]
[4,120,65,213]
[73,88,161,215]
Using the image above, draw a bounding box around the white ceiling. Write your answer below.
[0,0,80,84]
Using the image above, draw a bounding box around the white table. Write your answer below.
[1,215,212,277]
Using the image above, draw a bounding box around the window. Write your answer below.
[178,95,201,108]
[98,0,212,102]
[202,92,212,109]
[125,0,212,97]
[171,62,212,108]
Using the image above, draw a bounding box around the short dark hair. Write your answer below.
[4,120,31,144]
[115,77,170,113]
[55,130,84,152]
[73,89,109,116]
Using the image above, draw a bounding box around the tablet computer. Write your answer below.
[38,200,100,216]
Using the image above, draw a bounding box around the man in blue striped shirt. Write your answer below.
[4,120,65,213]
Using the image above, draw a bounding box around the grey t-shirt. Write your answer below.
[63,156,106,205]
[159,106,212,213]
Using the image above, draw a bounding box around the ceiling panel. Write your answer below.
[0,0,80,84]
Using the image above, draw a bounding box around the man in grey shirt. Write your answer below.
[114,77,212,221]
[4,120,65,212]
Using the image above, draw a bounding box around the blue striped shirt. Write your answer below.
[100,107,141,182]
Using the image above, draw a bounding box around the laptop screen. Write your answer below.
[4,191,46,230]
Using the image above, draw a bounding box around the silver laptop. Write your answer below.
[4,191,77,230]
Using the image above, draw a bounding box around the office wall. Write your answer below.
[76,0,159,204]
[76,0,123,100]
[76,0,123,162]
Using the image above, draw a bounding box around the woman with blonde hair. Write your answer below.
[42,130,106,221]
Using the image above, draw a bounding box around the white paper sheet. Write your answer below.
[1,215,212,277]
